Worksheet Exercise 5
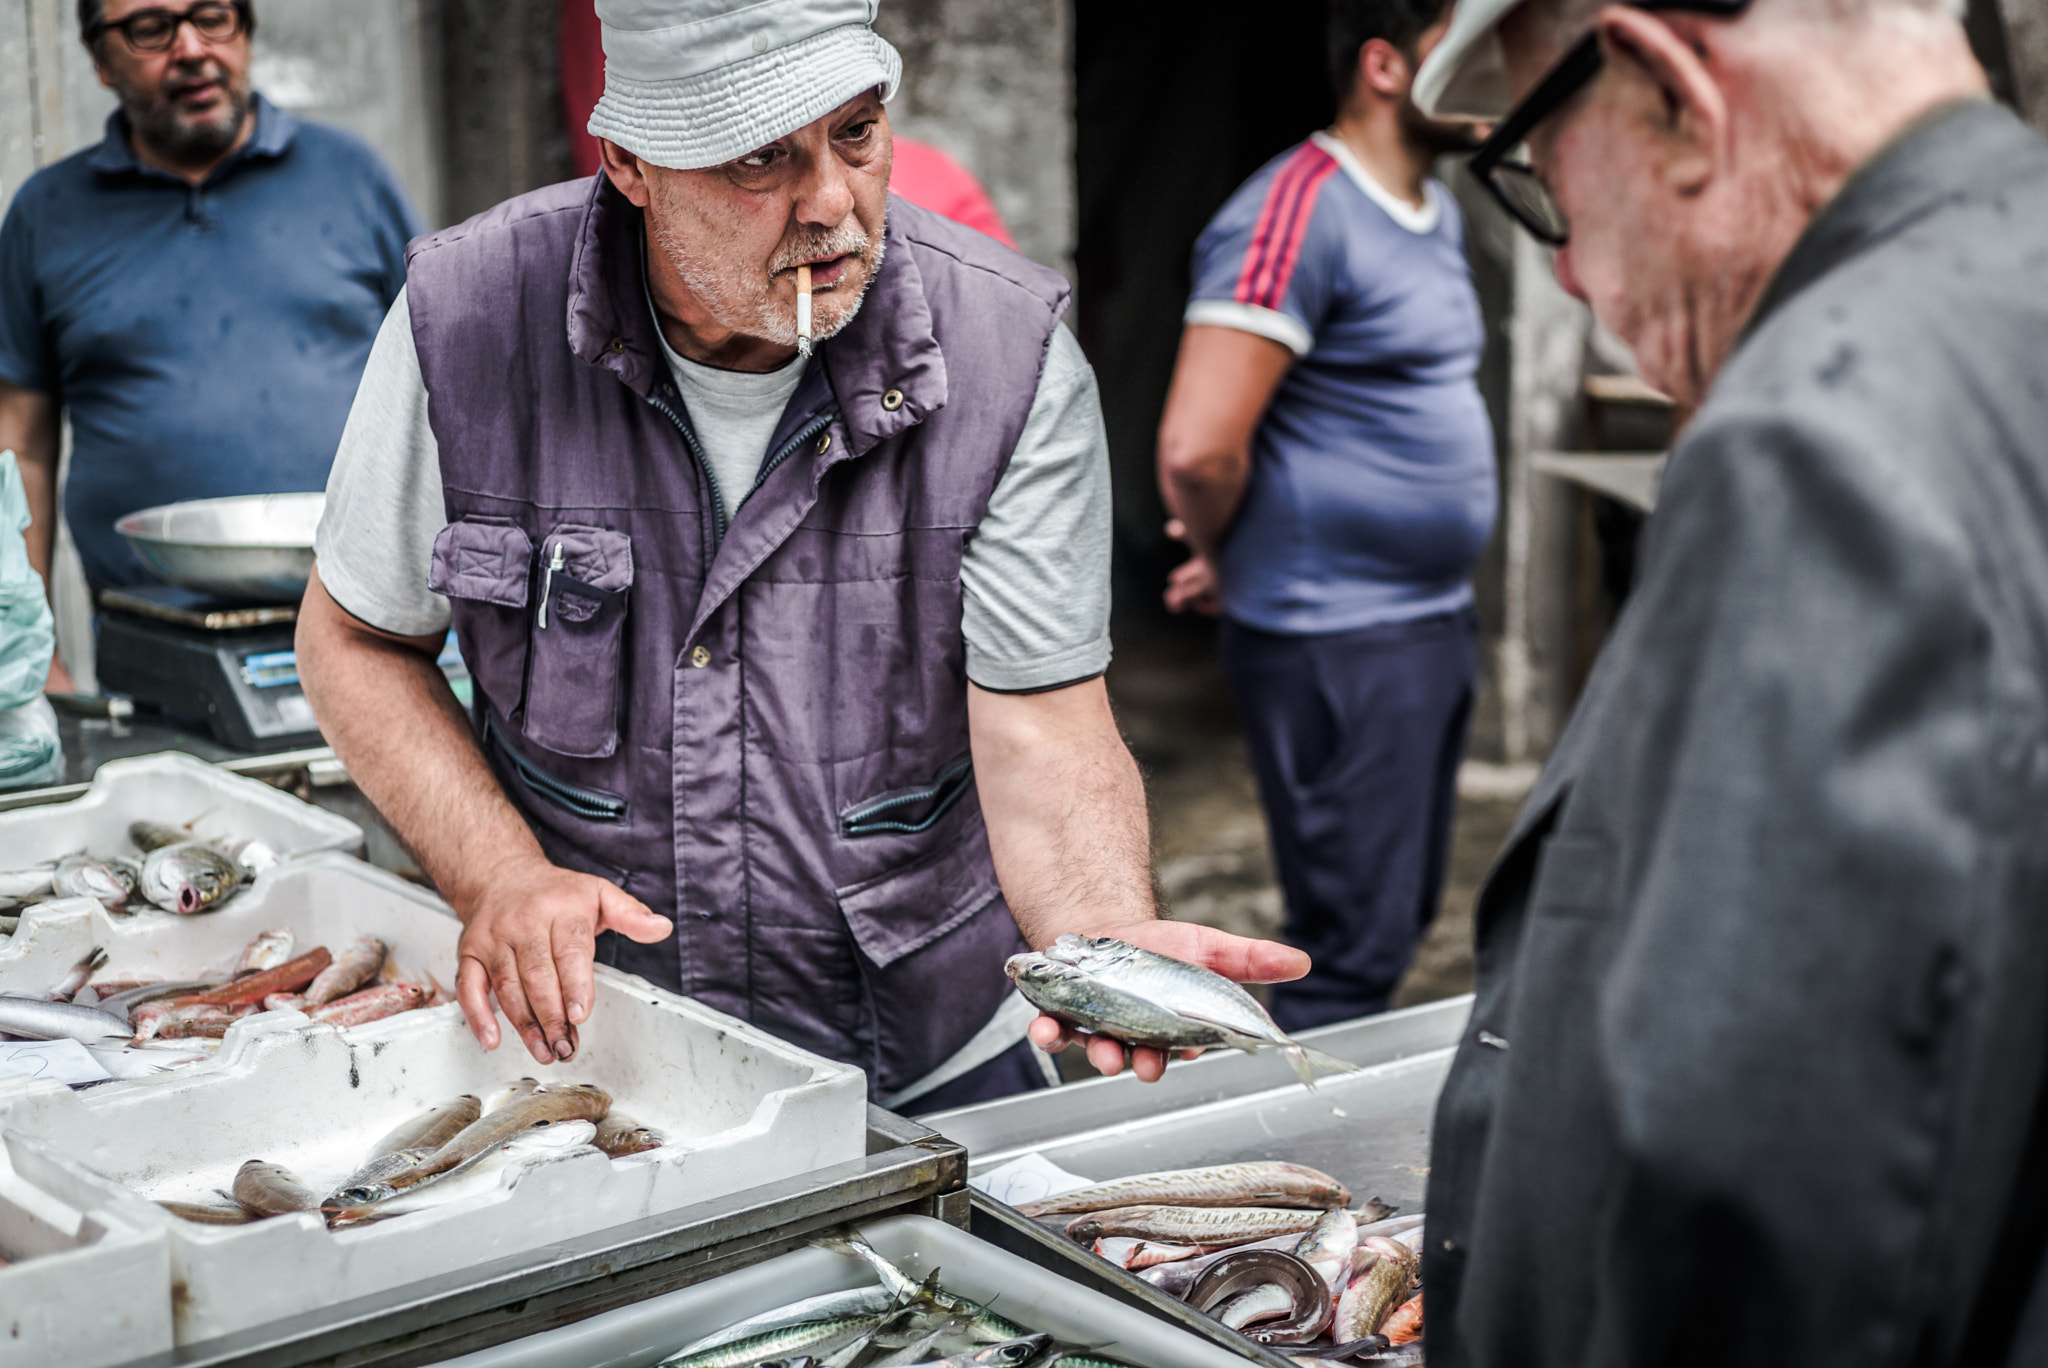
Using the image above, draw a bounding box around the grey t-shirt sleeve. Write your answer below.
[959,324,1114,692]
[313,287,453,638]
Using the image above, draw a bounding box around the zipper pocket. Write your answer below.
[485,712,628,822]
[840,757,974,838]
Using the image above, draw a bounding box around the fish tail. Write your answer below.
[1291,1043,1360,1078]
[1283,1046,1321,1090]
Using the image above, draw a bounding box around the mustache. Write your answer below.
[161,57,230,94]
[769,221,877,278]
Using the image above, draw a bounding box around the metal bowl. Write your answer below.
[115,493,326,604]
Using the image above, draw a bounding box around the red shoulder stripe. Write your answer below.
[1233,143,1338,312]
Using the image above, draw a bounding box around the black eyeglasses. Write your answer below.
[87,1,249,54]
[1467,0,1752,245]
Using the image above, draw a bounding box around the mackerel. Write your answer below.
[1014,1160,1349,1217]
[1005,935,1359,1089]
[1065,1204,1325,1247]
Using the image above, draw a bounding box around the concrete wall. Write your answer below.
[874,0,1075,276]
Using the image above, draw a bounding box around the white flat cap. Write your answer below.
[1413,0,1521,120]
[587,0,902,170]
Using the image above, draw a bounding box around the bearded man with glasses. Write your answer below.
[0,0,418,679]
[1405,0,2048,1362]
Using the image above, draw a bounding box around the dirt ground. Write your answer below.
[1107,612,1528,1012]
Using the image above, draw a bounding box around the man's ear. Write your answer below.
[1356,37,1413,103]
[597,138,654,208]
[1594,6,1727,198]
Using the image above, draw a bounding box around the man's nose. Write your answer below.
[167,16,213,63]
[793,149,856,228]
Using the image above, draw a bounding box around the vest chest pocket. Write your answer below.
[428,516,534,720]
[524,526,634,759]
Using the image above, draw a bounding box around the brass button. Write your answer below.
[815,433,832,454]
[607,337,625,355]
[881,388,904,412]
[690,645,711,669]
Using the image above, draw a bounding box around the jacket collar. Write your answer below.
[1746,98,2020,338]
[565,179,948,451]
[87,92,296,180]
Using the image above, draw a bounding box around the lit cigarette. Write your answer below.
[796,263,813,358]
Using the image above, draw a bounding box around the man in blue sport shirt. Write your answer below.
[0,0,419,687]
[1156,0,1495,1028]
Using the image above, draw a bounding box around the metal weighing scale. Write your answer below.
[95,585,471,753]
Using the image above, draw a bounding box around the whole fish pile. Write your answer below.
[3,928,441,1053]
[0,819,279,920]
[1016,1161,1424,1366]
[155,1078,669,1230]
[654,1230,1136,1368]
[1004,935,1359,1090]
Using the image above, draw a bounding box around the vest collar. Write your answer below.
[566,180,948,453]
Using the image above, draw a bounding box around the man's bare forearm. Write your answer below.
[967,678,1156,948]
[1156,325,1295,558]
[296,568,544,910]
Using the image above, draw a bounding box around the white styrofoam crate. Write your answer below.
[0,1135,173,1367]
[0,850,458,1001]
[1,961,868,1345]
[434,1213,1257,1368]
[0,750,363,869]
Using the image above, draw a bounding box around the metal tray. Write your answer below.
[923,996,1472,1361]
[111,1108,968,1368]
[115,493,323,604]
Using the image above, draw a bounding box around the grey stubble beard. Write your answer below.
[650,203,887,350]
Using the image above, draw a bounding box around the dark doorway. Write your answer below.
[1072,1,1337,597]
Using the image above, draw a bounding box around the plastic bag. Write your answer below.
[0,695,60,789]
[0,450,53,712]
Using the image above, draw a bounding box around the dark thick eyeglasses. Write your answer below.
[87,1,249,54]
[1467,0,1751,245]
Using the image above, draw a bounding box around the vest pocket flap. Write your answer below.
[542,524,634,593]
[429,517,534,608]
[837,830,1002,969]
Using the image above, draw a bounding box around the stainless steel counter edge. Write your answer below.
[922,994,1473,1162]
[128,1108,965,1368]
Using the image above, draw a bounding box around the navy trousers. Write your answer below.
[1218,611,1476,1031]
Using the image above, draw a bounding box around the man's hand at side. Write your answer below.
[1023,919,1309,1082]
[297,567,673,1065]
[454,857,671,1063]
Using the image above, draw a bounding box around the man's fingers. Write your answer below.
[554,917,597,1029]
[1124,922,1309,985]
[1086,1035,1129,1077]
[489,954,551,1066]
[1027,1015,1069,1051]
[597,883,673,945]
[1131,1046,1169,1083]
[455,956,500,1050]
[513,939,573,1061]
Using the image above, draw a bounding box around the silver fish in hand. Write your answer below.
[1005,934,1357,1089]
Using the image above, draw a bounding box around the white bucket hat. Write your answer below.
[1412,0,1521,120]
[587,0,903,171]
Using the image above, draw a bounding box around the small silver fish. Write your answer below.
[127,821,191,853]
[216,835,280,876]
[368,1094,484,1160]
[324,1120,597,1228]
[594,1111,667,1157]
[140,842,244,914]
[1005,935,1358,1089]
[0,993,131,1042]
[52,853,142,910]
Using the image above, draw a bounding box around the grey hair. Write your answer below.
[79,0,257,48]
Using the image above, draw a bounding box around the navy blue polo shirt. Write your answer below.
[0,97,420,588]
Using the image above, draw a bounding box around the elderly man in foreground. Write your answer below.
[1411,0,2048,1362]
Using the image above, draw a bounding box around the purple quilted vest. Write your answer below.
[404,175,1068,1096]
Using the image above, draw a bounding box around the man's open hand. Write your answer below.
[1025,921,1310,1083]
[454,859,673,1064]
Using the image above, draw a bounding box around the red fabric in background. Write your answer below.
[557,0,1016,248]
